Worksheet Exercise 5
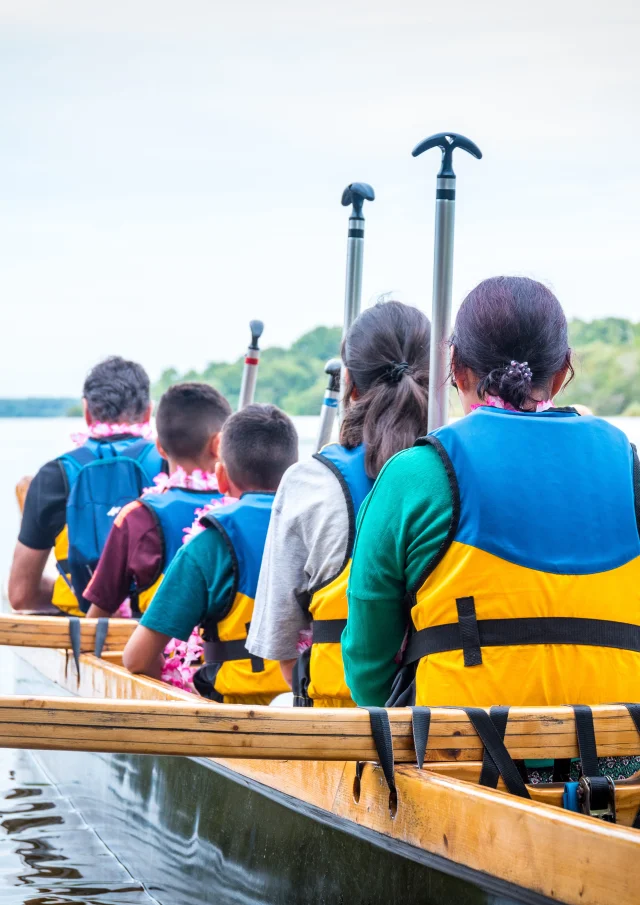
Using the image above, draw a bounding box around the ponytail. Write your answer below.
[340,301,430,479]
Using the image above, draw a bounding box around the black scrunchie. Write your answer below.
[386,361,411,384]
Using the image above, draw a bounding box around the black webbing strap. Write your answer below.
[67,617,81,676]
[478,706,509,789]
[312,619,347,644]
[402,616,640,667]
[552,758,572,782]
[364,707,397,814]
[463,707,530,799]
[93,618,109,658]
[204,638,265,673]
[572,704,600,777]
[623,704,640,829]
[411,706,431,769]
[456,597,482,666]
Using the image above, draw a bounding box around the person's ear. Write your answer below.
[551,363,570,399]
[155,438,169,460]
[215,461,231,495]
[344,367,359,401]
[141,402,153,424]
[210,432,222,462]
[82,398,93,427]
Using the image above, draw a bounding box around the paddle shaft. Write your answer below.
[428,177,456,431]
[315,359,341,452]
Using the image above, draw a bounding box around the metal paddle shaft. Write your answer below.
[342,182,375,333]
[315,358,341,452]
[412,133,482,431]
[237,319,264,410]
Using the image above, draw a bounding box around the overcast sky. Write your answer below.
[1,1,638,396]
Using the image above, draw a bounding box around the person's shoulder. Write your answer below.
[274,455,346,515]
[376,441,445,482]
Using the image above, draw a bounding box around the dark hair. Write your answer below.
[221,404,298,492]
[156,383,232,460]
[340,301,430,479]
[451,277,573,411]
[83,356,151,423]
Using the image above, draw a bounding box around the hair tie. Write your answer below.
[507,360,533,381]
[386,361,411,384]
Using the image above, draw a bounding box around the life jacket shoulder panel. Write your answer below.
[407,408,640,708]
[141,487,223,579]
[303,444,373,707]
[196,493,288,703]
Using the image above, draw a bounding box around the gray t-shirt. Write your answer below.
[246,457,349,661]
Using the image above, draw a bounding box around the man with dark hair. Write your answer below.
[85,383,231,618]
[9,357,163,614]
[123,404,298,704]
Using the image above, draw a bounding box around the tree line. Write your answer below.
[153,317,640,418]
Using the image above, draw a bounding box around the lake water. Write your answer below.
[1,415,639,588]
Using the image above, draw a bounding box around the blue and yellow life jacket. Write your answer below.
[295,443,374,708]
[54,437,165,616]
[402,407,640,708]
[194,492,289,705]
[135,486,224,612]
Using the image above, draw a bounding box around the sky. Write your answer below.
[1,0,639,396]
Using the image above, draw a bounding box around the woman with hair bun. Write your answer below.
[343,276,640,715]
[246,300,431,707]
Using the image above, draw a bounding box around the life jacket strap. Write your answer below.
[311,618,347,644]
[403,608,640,667]
[203,639,265,673]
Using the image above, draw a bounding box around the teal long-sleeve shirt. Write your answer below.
[342,443,454,706]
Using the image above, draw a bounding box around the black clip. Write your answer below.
[578,775,616,823]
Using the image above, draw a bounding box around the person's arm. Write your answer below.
[86,603,111,619]
[10,461,67,613]
[123,528,232,676]
[246,459,350,662]
[122,625,169,679]
[7,543,57,613]
[343,445,453,706]
[84,502,162,617]
[279,658,296,688]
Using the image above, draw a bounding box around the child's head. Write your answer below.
[156,383,232,471]
[451,276,573,414]
[217,404,298,496]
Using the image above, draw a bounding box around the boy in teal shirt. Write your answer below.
[123,404,298,704]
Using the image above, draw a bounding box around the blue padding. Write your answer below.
[142,487,223,570]
[317,443,374,518]
[563,781,580,812]
[203,493,275,599]
[433,408,640,574]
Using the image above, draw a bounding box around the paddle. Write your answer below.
[315,358,341,452]
[412,133,482,431]
[237,319,264,410]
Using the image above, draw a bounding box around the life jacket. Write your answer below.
[399,407,640,708]
[54,437,165,615]
[136,486,224,612]
[294,444,374,708]
[193,492,289,705]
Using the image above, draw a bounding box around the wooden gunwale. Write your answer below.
[14,647,640,905]
[0,613,135,651]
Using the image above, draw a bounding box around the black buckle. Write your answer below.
[577,775,616,822]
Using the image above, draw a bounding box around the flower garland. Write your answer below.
[161,493,238,692]
[71,421,154,447]
[144,465,220,496]
[471,395,554,413]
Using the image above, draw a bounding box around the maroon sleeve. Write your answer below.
[84,502,163,614]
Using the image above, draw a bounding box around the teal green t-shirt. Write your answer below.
[140,527,235,641]
[342,443,454,706]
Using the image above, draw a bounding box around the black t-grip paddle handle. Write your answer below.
[248,320,264,351]
[341,182,375,218]
[412,133,482,178]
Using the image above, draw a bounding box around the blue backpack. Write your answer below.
[58,437,165,610]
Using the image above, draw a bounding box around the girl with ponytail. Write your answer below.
[343,277,640,759]
[246,300,430,707]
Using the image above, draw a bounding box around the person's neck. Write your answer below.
[167,458,216,475]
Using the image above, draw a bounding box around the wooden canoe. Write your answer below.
[9,644,640,905]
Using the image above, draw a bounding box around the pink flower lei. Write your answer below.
[144,465,221,496]
[471,395,554,413]
[71,421,154,447]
